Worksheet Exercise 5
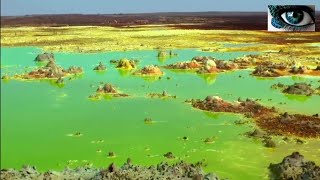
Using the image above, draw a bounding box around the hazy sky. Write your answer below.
[1,0,319,16]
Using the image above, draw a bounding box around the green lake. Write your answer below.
[1,47,320,180]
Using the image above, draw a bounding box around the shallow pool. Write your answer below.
[1,47,320,180]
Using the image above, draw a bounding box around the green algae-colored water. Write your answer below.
[1,47,320,180]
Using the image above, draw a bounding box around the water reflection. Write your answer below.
[197,73,217,85]
[284,94,311,102]
[117,68,132,77]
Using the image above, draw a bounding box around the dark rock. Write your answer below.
[109,60,118,64]
[97,83,117,94]
[162,91,167,96]
[65,66,83,74]
[182,136,189,140]
[108,163,117,172]
[144,118,153,124]
[108,152,116,157]
[164,152,175,159]
[269,152,320,180]
[169,50,177,57]
[271,83,285,89]
[157,50,168,58]
[127,158,132,165]
[93,62,107,71]
[289,66,306,74]
[193,174,204,180]
[282,83,314,95]
[295,139,305,145]
[1,75,9,80]
[252,65,280,77]
[263,138,276,148]
[73,132,81,136]
[283,137,290,142]
[246,129,268,139]
[234,119,249,125]
[204,137,216,143]
[35,53,54,62]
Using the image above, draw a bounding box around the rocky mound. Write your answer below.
[157,50,177,58]
[192,56,216,63]
[245,129,276,148]
[245,129,269,139]
[269,152,320,180]
[164,56,215,71]
[191,96,276,118]
[0,160,220,180]
[34,52,55,62]
[231,56,256,69]
[251,65,281,77]
[164,56,239,73]
[214,60,238,71]
[89,83,128,99]
[250,62,319,77]
[165,60,201,70]
[272,82,318,96]
[96,84,118,94]
[197,60,218,74]
[157,50,168,58]
[133,65,163,76]
[283,83,314,96]
[65,66,83,74]
[116,59,137,69]
[24,60,83,79]
[93,62,107,71]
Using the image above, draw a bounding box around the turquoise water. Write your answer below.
[1,47,320,180]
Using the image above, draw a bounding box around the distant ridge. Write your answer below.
[1,12,319,31]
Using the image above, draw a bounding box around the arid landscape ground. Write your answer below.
[1,12,320,180]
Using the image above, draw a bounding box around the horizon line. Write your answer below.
[1,11,270,17]
[2,10,320,17]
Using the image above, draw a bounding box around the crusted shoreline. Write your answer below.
[188,96,320,137]
[0,160,219,180]
[2,152,319,180]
